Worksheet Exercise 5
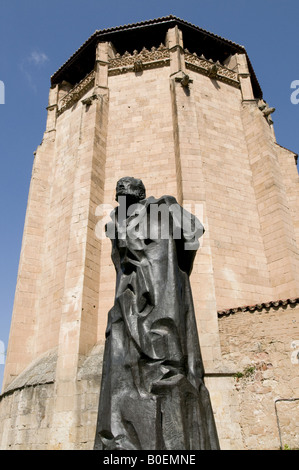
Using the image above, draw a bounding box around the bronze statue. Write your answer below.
[94,177,220,450]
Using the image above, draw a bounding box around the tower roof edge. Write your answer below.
[50,15,262,98]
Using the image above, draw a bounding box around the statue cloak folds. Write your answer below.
[94,193,220,450]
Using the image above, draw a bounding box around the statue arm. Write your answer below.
[162,197,204,275]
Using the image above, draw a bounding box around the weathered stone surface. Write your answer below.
[77,343,104,381]
[0,343,104,450]
[3,349,57,393]
[219,303,299,449]
[1,17,299,450]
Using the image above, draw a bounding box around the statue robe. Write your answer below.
[94,196,220,450]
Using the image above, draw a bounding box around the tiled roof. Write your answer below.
[90,14,245,49]
[218,297,299,317]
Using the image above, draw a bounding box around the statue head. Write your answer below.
[115,177,146,204]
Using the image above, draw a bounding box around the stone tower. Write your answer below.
[1,16,298,450]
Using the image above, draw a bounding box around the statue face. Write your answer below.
[116,177,145,202]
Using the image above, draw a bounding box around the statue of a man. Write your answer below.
[94,177,220,450]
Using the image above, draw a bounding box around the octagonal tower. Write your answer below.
[1,16,298,450]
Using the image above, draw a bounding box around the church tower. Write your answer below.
[1,16,298,450]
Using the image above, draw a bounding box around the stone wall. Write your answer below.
[0,350,57,449]
[0,345,104,450]
[218,300,299,450]
[1,22,299,450]
[0,384,56,450]
[4,28,299,387]
[1,300,299,450]
[97,65,179,341]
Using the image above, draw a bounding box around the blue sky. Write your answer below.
[0,0,298,390]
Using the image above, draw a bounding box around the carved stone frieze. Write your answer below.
[184,50,239,88]
[108,44,170,76]
[56,45,241,117]
[57,71,96,115]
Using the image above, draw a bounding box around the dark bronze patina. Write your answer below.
[94,177,220,450]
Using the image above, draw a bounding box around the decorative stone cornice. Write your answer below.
[108,44,170,76]
[56,43,242,117]
[57,70,95,115]
[184,49,240,88]
[50,16,263,99]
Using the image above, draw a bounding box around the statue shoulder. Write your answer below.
[147,195,178,207]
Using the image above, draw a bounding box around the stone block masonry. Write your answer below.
[0,16,298,450]
[219,300,299,450]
